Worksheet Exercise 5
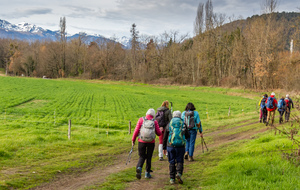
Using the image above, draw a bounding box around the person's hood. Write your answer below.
[145,115,154,120]
[157,106,169,111]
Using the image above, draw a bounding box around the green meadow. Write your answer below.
[0,76,299,189]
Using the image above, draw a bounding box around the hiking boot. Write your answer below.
[265,122,269,126]
[176,173,183,184]
[184,152,188,159]
[145,172,152,178]
[259,119,262,123]
[188,156,194,162]
[136,167,142,179]
[170,178,175,184]
[159,157,163,161]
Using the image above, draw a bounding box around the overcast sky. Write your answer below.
[0,0,299,39]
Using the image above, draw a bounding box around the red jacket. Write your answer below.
[132,115,162,143]
[265,95,277,111]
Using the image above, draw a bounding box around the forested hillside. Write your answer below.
[0,10,299,90]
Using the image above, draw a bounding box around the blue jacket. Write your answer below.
[181,110,202,133]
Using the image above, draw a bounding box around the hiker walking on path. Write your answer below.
[156,100,172,161]
[132,108,162,179]
[163,111,190,184]
[265,92,278,126]
[181,102,202,162]
[277,96,286,124]
[258,94,268,123]
[285,94,294,122]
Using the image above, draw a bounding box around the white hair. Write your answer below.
[146,108,155,117]
[271,92,275,96]
[173,110,181,118]
[286,94,289,98]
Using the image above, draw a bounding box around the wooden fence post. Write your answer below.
[129,120,131,134]
[68,119,71,140]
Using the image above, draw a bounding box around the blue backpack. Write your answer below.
[260,97,267,109]
[266,97,274,109]
[168,118,185,147]
[277,99,285,109]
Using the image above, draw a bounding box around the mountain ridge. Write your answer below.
[0,19,131,48]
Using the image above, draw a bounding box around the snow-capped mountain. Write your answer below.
[0,19,131,48]
[116,36,131,48]
[15,22,47,33]
[0,19,59,41]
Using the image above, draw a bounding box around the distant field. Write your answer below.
[0,76,260,189]
[0,76,258,129]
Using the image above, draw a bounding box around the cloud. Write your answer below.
[2,7,52,19]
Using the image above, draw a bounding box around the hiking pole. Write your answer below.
[170,102,173,115]
[201,137,208,151]
[201,137,204,153]
[126,145,134,165]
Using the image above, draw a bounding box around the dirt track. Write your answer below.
[32,120,269,190]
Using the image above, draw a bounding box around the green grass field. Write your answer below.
[0,76,298,189]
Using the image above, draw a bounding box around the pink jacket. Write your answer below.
[132,115,162,143]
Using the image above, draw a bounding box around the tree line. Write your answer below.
[0,0,299,91]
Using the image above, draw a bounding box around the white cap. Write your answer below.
[173,110,181,118]
[146,108,155,117]
[286,94,289,98]
[271,92,275,96]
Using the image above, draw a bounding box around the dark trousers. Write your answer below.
[278,110,285,123]
[137,142,155,172]
[167,146,185,179]
[262,108,267,122]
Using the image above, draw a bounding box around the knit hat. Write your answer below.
[146,108,155,117]
[271,92,275,96]
[173,110,181,118]
[286,94,289,98]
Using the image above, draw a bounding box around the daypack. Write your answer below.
[168,118,185,147]
[184,111,195,129]
[155,110,168,128]
[277,99,285,109]
[285,98,290,107]
[266,97,274,109]
[139,117,156,142]
[261,97,267,109]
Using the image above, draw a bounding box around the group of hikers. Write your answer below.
[258,92,294,126]
[131,101,202,184]
[129,94,295,184]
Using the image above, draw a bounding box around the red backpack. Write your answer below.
[285,98,289,107]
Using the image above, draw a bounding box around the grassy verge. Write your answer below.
[181,130,300,189]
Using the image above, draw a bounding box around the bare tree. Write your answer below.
[60,17,66,77]
[205,0,214,31]
[261,0,278,14]
[194,2,204,36]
